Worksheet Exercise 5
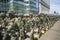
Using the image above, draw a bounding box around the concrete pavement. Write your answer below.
[39,19,60,40]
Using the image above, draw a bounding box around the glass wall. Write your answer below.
[0,0,38,14]
[0,0,10,13]
[0,0,10,3]
[13,0,26,14]
[14,0,24,2]
[30,0,38,14]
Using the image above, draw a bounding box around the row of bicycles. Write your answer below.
[0,13,60,40]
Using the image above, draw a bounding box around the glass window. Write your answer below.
[0,0,9,3]
[30,1,36,5]
[14,0,24,2]
[34,0,36,1]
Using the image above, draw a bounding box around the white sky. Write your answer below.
[50,0,60,14]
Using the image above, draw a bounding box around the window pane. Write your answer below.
[0,0,9,3]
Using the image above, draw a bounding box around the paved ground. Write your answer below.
[39,19,60,40]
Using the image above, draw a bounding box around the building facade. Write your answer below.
[39,0,50,14]
[0,0,38,15]
[0,0,50,15]
[0,0,10,13]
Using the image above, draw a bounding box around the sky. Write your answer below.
[50,0,60,14]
